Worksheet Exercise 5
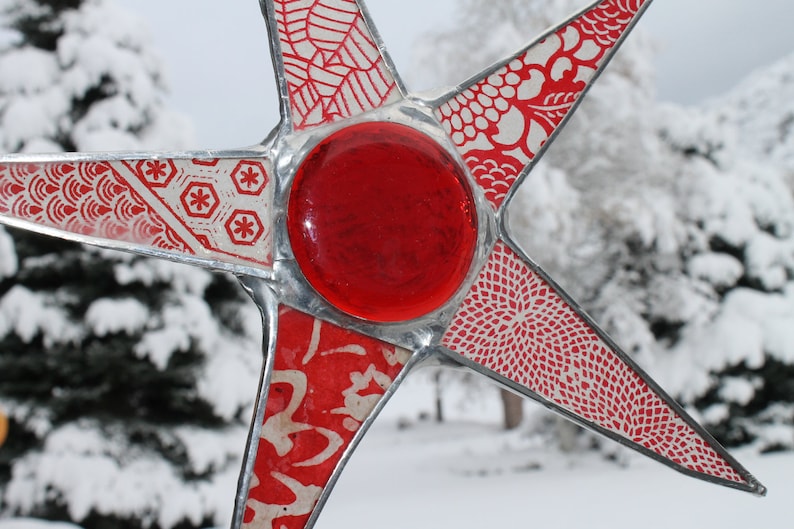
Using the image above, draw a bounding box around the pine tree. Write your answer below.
[418,0,794,454]
[414,0,662,442]
[642,62,794,452]
[0,1,261,527]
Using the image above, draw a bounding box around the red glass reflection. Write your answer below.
[287,122,478,322]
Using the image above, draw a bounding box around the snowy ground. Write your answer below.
[1,375,789,529]
[319,377,788,529]
[321,423,786,529]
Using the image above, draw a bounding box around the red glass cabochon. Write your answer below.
[287,121,478,322]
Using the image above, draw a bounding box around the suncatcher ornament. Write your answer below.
[0,1,767,528]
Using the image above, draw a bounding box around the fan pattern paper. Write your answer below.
[0,157,274,267]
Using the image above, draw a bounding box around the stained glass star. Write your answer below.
[0,1,766,529]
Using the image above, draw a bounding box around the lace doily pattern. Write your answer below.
[443,241,748,485]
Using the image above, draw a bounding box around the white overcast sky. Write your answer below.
[117,0,794,150]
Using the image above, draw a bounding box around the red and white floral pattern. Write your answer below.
[436,0,647,210]
[243,307,410,529]
[0,157,274,268]
[272,0,401,130]
[443,241,747,485]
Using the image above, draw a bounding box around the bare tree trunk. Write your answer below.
[555,416,580,452]
[500,388,523,430]
[434,370,444,423]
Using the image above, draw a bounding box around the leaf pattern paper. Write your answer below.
[273,0,401,130]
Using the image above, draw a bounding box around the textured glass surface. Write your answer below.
[287,122,478,322]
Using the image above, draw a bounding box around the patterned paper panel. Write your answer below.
[271,0,401,130]
[243,307,411,529]
[0,157,274,269]
[442,240,753,487]
[435,0,648,210]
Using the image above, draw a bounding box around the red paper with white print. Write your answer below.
[243,307,410,529]
[270,0,402,130]
[443,241,749,486]
[436,0,649,210]
[0,156,274,269]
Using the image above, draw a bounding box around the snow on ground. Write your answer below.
[0,521,82,529]
[320,423,788,529]
[1,374,789,529]
[320,376,789,529]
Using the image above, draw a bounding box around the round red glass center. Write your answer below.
[287,122,478,322]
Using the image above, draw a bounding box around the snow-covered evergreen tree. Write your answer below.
[418,0,794,453]
[417,0,661,305]
[415,0,664,443]
[0,1,261,527]
[711,53,794,179]
[644,59,794,452]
